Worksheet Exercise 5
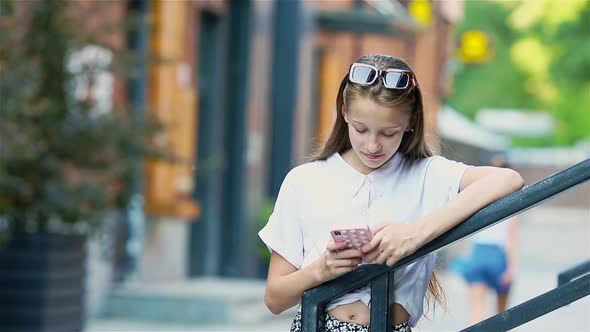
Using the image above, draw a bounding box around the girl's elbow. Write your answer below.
[503,168,525,192]
[264,292,284,315]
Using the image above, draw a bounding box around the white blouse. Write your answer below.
[258,152,471,327]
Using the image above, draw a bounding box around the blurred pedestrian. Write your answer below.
[258,54,524,332]
[457,157,519,325]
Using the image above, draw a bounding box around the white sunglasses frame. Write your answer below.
[348,63,416,89]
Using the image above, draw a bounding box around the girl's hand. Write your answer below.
[320,240,364,281]
[361,222,423,267]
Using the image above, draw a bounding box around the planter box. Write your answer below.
[0,233,86,332]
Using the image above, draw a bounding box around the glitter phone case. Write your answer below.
[330,224,373,249]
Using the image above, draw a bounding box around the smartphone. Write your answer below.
[330,224,373,250]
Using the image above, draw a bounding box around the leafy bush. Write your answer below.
[0,0,168,236]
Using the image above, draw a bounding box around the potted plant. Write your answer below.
[0,1,167,331]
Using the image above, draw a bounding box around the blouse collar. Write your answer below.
[326,152,404,197]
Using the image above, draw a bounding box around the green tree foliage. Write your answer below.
[448,0,589,146]
[448,1,540,119]
[0,0,167,235]
[508,0,590,146]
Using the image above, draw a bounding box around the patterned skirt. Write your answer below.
[290,312,411,332]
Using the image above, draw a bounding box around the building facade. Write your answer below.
[140,0,465,282]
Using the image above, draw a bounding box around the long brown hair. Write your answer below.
[312,54,446,309]
[312,54,432,161]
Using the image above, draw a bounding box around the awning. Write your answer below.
[316,4,417,36]
[439,105,509,151]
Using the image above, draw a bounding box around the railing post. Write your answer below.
[370,270,394,332]
[301,264,390,331]
[301,292,325,331]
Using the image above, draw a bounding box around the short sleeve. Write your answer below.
[424,156,472,201]
[258,171,304,269]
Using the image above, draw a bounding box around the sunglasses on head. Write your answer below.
[348,62,416,90]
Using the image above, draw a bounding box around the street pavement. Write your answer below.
[86,206,590,332]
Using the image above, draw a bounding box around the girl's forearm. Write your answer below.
[416,169,524,246]
[265,259,327,314]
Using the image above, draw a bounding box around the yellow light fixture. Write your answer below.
[458,30,493,64]
[408,0,434,28]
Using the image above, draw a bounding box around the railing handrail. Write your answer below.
[462,273,590,331]
[302,158,590,329]
[558,259,590,286]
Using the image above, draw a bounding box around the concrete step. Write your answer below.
[99,277,278,325]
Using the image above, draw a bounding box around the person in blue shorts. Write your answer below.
[460,158,519,325]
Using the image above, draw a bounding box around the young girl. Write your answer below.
[259,54,524,332]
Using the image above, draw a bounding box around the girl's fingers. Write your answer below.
[361,240,378,254]
[362,222,392,254]
[373,250,389,265]
[365,252,378,263]
[385,255,398,267]
[363,244,383,261]
[327,240,348,252]
[337,258,362,266]
[333,264,361,275]
[361,231,382,254]
[332,268,352,277]
[336,248,363,259]
[332,259,356,268]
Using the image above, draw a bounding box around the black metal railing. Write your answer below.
[558,260,590,286]
[301,158,590,331]
[463,261,590,332]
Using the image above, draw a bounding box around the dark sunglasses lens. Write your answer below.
[351,66,377,84]
[384,72,409,88]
